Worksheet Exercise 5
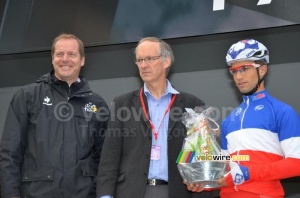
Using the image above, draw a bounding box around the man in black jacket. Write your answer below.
[0,34,109,198]
[97,37,213,198]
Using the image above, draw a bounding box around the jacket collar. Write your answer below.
[36,71,92,97]
[242,90,268,102]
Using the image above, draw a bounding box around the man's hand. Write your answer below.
[216,176,227,187]
[183,179,204,192]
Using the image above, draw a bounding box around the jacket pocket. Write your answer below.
[78,160,96,177]
[21,168,54,197]
[22,168,54,182]
[76,160,97,193]
[117,172,125,182]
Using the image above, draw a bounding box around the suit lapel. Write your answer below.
[168,94,185,133]
[132,89,151,130]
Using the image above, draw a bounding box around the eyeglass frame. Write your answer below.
[135,55,162,65]
[228,63,261,75]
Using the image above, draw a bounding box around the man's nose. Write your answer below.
[139,60,148,67]
[62,54,69,61]
[235,70,244,79]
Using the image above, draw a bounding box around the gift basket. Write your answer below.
[176,107,230,189]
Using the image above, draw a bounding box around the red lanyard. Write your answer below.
[139,88,176,140]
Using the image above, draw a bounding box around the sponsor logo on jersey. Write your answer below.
[254,105,264,111]
[235,107,242,116]
[251,93,265,101]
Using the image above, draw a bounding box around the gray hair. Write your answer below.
[134,37,174,75]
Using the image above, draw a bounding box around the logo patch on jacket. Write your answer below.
[84,102,97,113]
[42,96,52,106]
[234,173,244,184]
[254,105,264,111]
[251,93,265,101]
[235,107,242,116]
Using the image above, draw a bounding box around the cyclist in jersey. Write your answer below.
[217,39,300,198]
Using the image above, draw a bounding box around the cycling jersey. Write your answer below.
[220,90,300,197]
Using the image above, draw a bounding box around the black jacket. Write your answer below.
[97,89,213,198]
[0,72,109,198]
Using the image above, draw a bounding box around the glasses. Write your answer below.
[135,56,161,65]
[229,63,260,75]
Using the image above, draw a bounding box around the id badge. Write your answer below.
[151,145,161,160]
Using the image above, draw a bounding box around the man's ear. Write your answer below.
[81,56,85,67]
[259,65,268,78]
[163,56,171,69]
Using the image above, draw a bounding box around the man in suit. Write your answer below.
[96,37,214,198]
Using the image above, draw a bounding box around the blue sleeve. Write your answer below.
[221,119,228,150]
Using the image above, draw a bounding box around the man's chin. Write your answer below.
[239,88,250,94]
[141,76,151,82]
